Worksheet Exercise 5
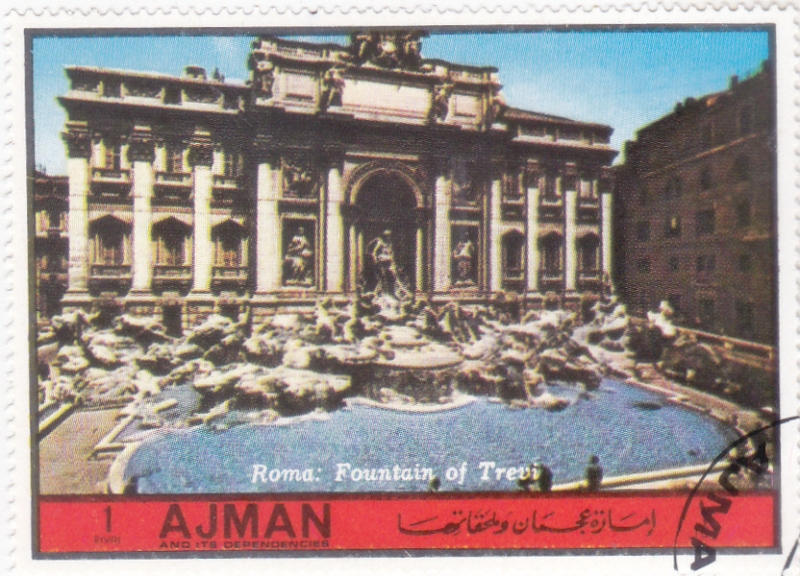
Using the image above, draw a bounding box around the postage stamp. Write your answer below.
[2,2,799,575]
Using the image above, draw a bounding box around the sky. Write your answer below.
[32,29,771,174]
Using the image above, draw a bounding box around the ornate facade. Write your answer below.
[57,33,616,327]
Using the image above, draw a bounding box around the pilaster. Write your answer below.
[255,148,281,293]
[433,162,451,292]
[129,128,155,293]
[325,148,345,293]
[601,191,613,279]
[489,170,503,292]
[525,168,541,293]
[63,123,91,295]
[190,137,214,293]
[565,188,578,292]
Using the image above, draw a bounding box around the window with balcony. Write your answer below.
[695,209,715,235]
[104,138,121,170]
[153,218,192,282]
[212,220,249,284]
[166,145,184,174]
[89,216,131,276]
[223,150,243,178]
[542,174,559,202]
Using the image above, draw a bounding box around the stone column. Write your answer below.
[129,130,155,293]
[525,171,540,293]
[489,173,503,292]
[433,167,451,292]
[64,126,91,294]
[325,151,345,293]
[601,190,613,279]
[255,154,281,293]
[190,142,214,293]
[564,187,578,292]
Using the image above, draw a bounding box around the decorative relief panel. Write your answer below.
[281,155,321,200]
[451,161,482,207]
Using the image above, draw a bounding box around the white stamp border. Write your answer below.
[1,4,798,575]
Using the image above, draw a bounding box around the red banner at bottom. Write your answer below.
[39,492,775,554]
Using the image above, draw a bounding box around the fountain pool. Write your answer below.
[124,379,738,493]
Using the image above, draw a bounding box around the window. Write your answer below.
[699,167,712,190]
[736,200,751,227]
[664,177,682,199]
[212,220,246,268]
[733,155,750,182]
[696,254,716,273]
[667,294,681,316]
[636,258,651,273]
[540,234,563,277]
[695,209,715,235]
[223,151,241,178]
[543,175,558,201]
[638,184,649,205]
[738,253,752,273]
[701,124,714,149]
[166,145,184,173]
[502,232,525,281]
[578,235,600,274]
[698,298,715,330]
[90,217,129,266]
[668,256,680,272]
[635,221,651,242]
[735,301,754,337]
[739,106,753,137]
[153,219,191,266]
[665,216,682,238]
[104,138,121,170]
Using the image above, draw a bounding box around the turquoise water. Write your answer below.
[126,379,739,493]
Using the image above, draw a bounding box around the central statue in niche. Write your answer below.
[367,229,411,301]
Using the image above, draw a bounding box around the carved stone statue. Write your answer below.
[283,226,314,286]
[453,231,476,286]
[250,57,275,98]
[347,31,428,70]
[320,67,346,110]
[486,89,506,126]
[430,77,454,122]
[367,230,411,300]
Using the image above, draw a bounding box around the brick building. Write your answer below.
[33,171,69,319]
[614,61,775,343]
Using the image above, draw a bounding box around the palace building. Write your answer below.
[54,33,617,329]
[614,62,775,343]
